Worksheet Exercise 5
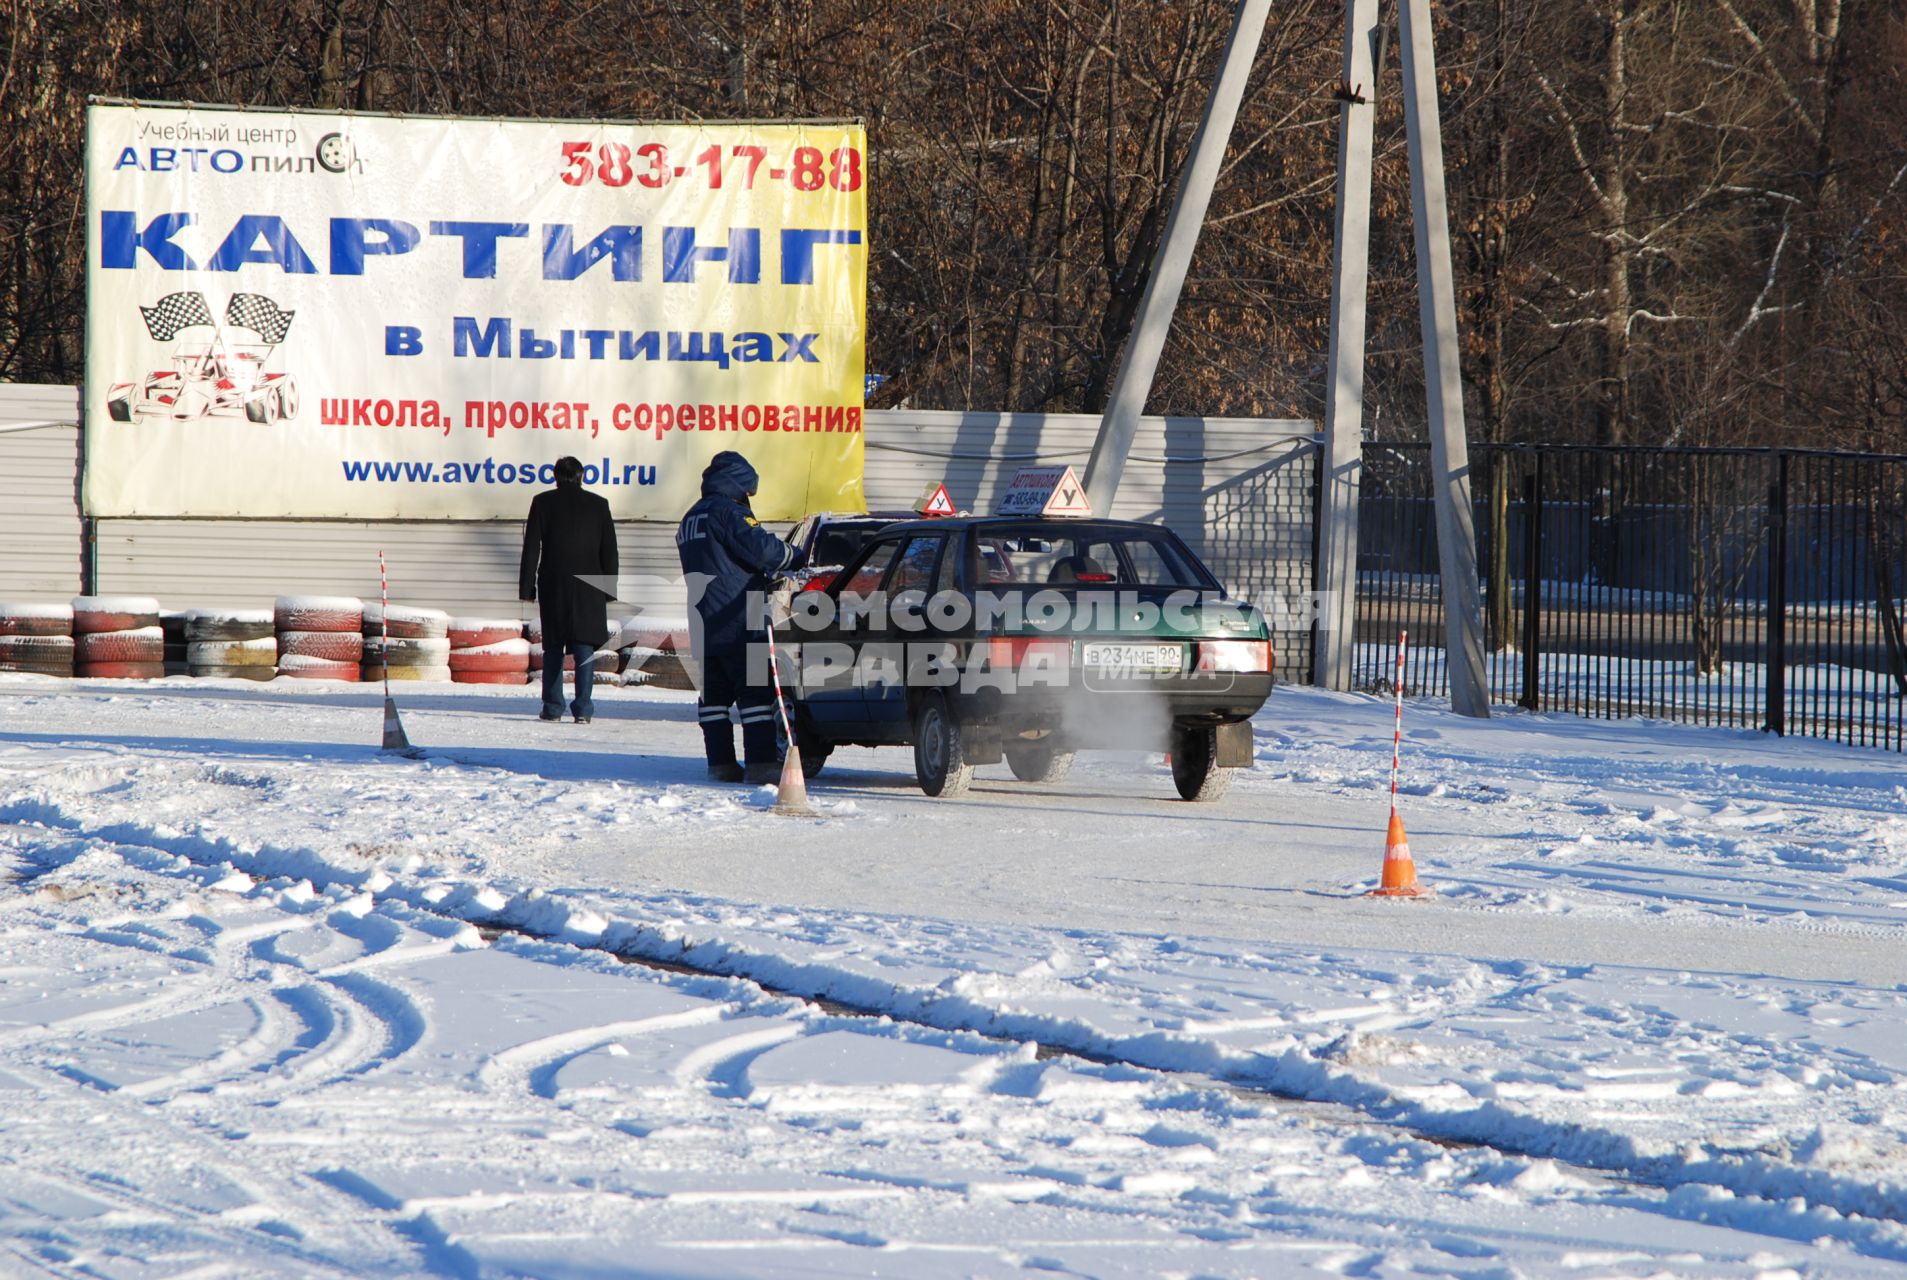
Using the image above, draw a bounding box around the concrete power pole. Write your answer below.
[1315,0,1488,716]
[1313,0,1382,693]
[1083,0,1490,718]
[1399,0,1488,716]
[1082,0,1273,514]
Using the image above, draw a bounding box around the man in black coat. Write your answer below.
[676,451,805,782]
[520,455,619,723]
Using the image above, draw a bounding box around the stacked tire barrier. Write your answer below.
[615,615,652,687]
[363,604,452,682]
[593,620,625,683]
[275,596,364,682]
[447,618,529,685]
[72,596,165,680]
[0,603,74,678]
[160,611,189,677]
[0,595,704,695]
[186,609,277,680]
[528,618,624,685]
[621,614,696,691]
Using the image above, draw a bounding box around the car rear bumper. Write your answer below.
[958,673,1271,746]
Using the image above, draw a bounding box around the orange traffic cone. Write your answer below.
[1366,809,1423,897]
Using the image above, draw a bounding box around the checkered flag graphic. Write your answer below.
[138,291,215,342]
[225,293,296,344]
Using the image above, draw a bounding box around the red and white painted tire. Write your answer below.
[76,661,165,680]
[448,638,531,673]
[276,654,360,681]
[74,627,165,664]
[187,664,276,682]
[278,630,366,663]
[0,660,73,678]
[619,645,662,672]
[622,615,690,654]
[451,669,529,685]
[364,604,450,640]
[0,603,74,637]
[274,596,363,634]
[639,653,700,691]
[364,636,450,666]
[0,634,74,663]
[71,595,162,634]
[377,667,455,686]
[447,617,524,649]
[186,638,277,667]
[185,609,274,643]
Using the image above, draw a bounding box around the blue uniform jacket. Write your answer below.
[675,453,803,649]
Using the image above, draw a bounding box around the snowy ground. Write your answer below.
[1,672,1904,1277]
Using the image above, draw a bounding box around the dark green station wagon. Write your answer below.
[776,514,1273,801]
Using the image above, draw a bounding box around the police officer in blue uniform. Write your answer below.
[676,451,806,782]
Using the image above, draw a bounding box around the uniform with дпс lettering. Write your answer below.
[676,451,805,778]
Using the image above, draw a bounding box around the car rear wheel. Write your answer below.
[1005,739,1074,784]
[106,393,133,422]
[278,380,300,420]
[912,694,974,798]
[245,397,270,423]
[1170,724,1231,802]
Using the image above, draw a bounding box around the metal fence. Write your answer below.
[1354,443,1907,751]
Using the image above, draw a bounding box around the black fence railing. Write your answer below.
[1354,443,1907,751]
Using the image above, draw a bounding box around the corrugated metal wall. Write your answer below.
[0,385,84,598]
[863,413,1319,663]
[4,394,1318,676]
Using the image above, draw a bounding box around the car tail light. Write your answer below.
[987,636,1071,671]
[1194,639,1271,673]
[801,573,835,593]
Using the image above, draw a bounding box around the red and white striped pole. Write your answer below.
[377,550,418,755]
[1389,629,1406,815]
[763,611,815,816]
[1369,629,1422,896]
[378,550,392,701]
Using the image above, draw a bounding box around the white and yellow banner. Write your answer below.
[83,103,867,520]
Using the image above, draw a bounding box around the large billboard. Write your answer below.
[83,102,867,520]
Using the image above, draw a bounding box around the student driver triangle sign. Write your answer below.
[914,482,957,516]
[996,465,1093,517]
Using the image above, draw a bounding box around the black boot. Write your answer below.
[707,761,745,783]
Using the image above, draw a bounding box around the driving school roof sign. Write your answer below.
[82,101,868,522]
[995,465,1092,517]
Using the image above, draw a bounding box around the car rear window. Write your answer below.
[982,527,1214,588]
[811,521,890,568]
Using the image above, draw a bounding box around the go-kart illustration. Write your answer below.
[106,291,300,424]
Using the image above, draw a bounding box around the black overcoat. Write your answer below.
[519,485,619,647]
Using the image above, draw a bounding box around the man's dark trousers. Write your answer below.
[541,643,597,721]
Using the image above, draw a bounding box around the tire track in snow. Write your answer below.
[11,771,1907,1252]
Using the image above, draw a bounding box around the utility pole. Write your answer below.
[1081,0,1273,514]
[1399,0,1488,716]
[1085,0,1490,717]
[1314,0,1382,693]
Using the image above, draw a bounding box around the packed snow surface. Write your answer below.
[1,674,1904,1277]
